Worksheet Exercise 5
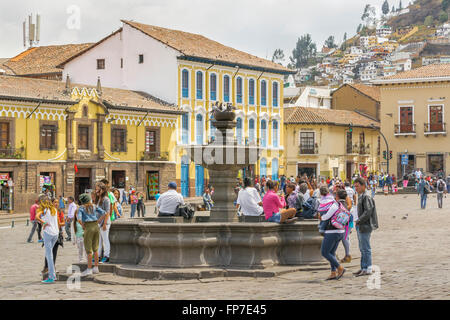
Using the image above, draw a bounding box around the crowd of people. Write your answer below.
[27,179,125,283]
[236,174,379,280]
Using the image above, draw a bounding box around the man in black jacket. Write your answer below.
[353,177,379,277]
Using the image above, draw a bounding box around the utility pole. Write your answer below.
[371,124,389,174]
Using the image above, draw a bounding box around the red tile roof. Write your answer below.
[0,75,182,114]
[284,106,379,128]
[376,63,450,83]
[121,20,293,74]
[3,44,93,76]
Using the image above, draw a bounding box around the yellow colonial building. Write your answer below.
[373,63,450,177]
[0,75,182,213]
[283,107,380,181]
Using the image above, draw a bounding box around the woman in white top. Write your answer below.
[35,194,60,284]
[236,178,264,216]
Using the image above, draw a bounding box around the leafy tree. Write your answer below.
[289,34,317,69]
[391,5,395,13]
[357,24,363,33]
[325,36,337,48]
[272,49,285,65]
[439,10,448,23]
[341,32,348,50]
[382,0,390,15]
[443,0,449,12]
[424,15,434,26]
[361,4,376,27]
[398,0,402,10]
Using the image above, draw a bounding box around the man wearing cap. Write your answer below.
[156,182,185,216]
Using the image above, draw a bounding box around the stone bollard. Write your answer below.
[26,219,29,226]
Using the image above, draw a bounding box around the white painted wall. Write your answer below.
[63,31,124,91]
[62,23,180,104]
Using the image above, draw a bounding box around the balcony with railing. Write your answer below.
[394,123,416,136]
[140,151,169,161]
[299,144,318,155]
[424,122,446,135]
[0,147,25,159]
[346,144,370,155]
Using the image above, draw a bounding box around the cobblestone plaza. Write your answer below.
[1,193,449,300]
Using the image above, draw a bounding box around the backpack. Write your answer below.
[294,193,304,217]
[176,203,195,220]
[423,182,431,194]
[331,201,351,230]
[302,197,319,219]
[438,181,445,192]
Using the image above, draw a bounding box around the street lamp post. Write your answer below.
[371,124,389,174]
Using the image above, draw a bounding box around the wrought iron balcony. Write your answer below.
[140,151,169,161]
[394,124,416,135]
[0,147,25,159]
[424,123,446,135]
[299,145,318,155]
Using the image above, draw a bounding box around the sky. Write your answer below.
[0,0,391,63]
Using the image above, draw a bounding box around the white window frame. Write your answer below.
[260,79,268,107]
[195,70,205,101]
[299,131,316,153]
[247,112,257,144]
[209,72,218,101]
[272,80,280,108]
[195,106,207,145]
[179,106,192,145]
[181,68,190,99]
[426,104,445,134]
[248,77,256,106]
[223,74,232,103]
[235,76,244,105]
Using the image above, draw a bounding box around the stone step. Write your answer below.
[56,261,331,283]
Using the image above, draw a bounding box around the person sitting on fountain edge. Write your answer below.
[262,180,297,224]
[157,182,185,216]
[236,177,264,216]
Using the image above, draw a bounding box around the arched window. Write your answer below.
[260,158,267,177]
[196,114,203,145]
[249,79,255,105]
[210,118,216,141]
[182,69,189,98]
[236,117,243,145]
[249,118,255,144]
[272,158,279,181]
[261,119,267,147]
[272,82,278,107]
[196,71,203,100]
[210,74,217,101]
[261,80,267,106]
[236,77,243,104]
[224,75,230,102]
[272,120,278,148]
[182,113,189,144]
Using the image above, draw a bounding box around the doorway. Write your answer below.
[297,163,317,178]
[112,170,126,189]
[346,161,353,181]
[146,171,160,200]
[75,168,91,204]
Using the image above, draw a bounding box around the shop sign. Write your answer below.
[0,173,9,181]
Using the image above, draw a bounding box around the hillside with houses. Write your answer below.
[286,0,450,88]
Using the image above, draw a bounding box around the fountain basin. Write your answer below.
[109,219,323,269]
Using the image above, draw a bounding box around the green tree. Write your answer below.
[382,0,390,15]
[289,34,317,69]
[357,24,363,33]
[341,32,348,50]
[271,49,285,65]
[442,0,449,12]
[424,15,434,26]
[398,0,402,10]
[325,36,337,48]
[439,10,448,23]
[391,5,395,13]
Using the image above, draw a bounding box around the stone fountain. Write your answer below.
[106,103,324,278]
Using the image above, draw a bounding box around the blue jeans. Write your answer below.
[130,203,137,218]
[321,232,344,271]
[420,193,427,209]
[43,232,58,280]
[356,226,372,272]
[267,213,281,223]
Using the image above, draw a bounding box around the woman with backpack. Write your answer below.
[320,189,349,280]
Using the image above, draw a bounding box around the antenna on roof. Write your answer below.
[23,13,40,48]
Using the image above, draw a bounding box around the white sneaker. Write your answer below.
[92,266,99,274]
[81,268,93,277]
